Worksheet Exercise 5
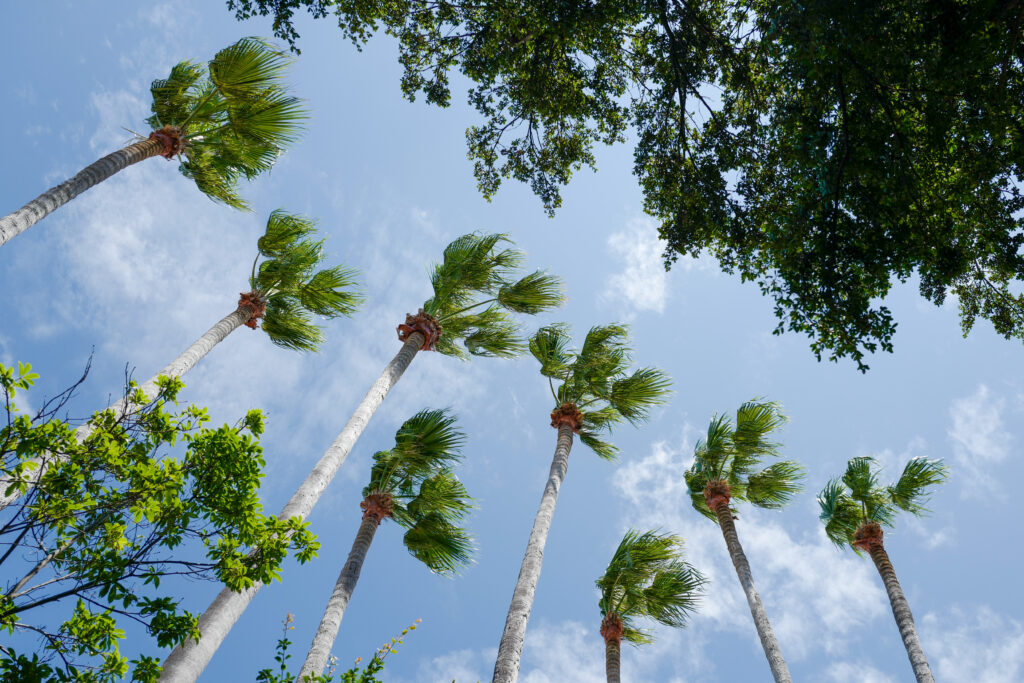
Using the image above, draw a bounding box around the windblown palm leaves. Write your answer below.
[148,36,306,209]
[422,233,565,358]
[248,210,363,351]
[818,456,947,683]
[0,37,305,246]
[596,530,705,683]
[298,409,474,679]
[684,401,804,519]
[530,323,672,459]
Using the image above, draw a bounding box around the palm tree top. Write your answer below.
[146,36,307,209]
[684,400,805,520]
[529,323,671,460]
[596,529,706,645]
[245,209,363,352]
[406,233,564,359]
[362,408,475,575]
[818,455,948,552]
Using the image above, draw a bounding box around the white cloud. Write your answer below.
[411,646,495,683]
[921,606,1024,683]
[825,661,896,683]
[948,385,1014,498]
[603,218,670,315]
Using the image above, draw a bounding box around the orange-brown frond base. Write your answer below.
[149,125,184,159]
[361,492,395,525]
[397,309,442,351]
[238,291,267,329]
[600,613,624,645]
[853,522,884,553]
[550,402,583,433]
[704,479,732,512]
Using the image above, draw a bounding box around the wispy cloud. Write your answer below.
[921,606,1024,683]
[602,218,671,315]
[948,385,1014,499]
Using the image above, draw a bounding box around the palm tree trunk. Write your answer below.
[604,638,621,683]
[712,503,792,683]
[0,304,252,510]
[868,543,934,683]
[158,332,424,683]
[298,510,381,680]
[0,137,164,247]
[492,423,574,683]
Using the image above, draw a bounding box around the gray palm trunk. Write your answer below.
[868,543,934,683]
[493,423,575,683]
[298,508,382,679]
[1,137,164,247]
[604,637,621,683]
[712,502,792,683]
[0,304,252,510]
[158,332,424,683]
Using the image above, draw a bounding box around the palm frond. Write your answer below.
[298,265,363,317]
[529,324,574,380]
[261,295,321,352]
[207,37,294,100]
[609,367,672,426]
[178,154,251,210]
[221,87,306,149]
[496,270,565,314]
[462,318,524,358]
[392,409,466,469]
[684,466,717,521]
[428,233,516,315]
[730,401,785,480]
[887,457,948,515]
[579,429,618,461]
[404,471,474,524]
[817,479,863,548]
[149,61,204,127]
[693,414,733,481]
[257,209,317,256]
[402,512,475,575]
[842,456,881,501]
[746,461,805,509]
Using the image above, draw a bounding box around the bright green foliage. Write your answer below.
[685,401,805,519]
[530,323,672,460]
[0,365,318,681]
[256,614,420,683]
[423,233,564,359]
[249,209,363,352]
[364,409,474,575]
[818,456,949,552]
[596,530,705,645]
[147,36,307,209]
[226,0,1024,370]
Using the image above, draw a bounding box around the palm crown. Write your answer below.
[685,401,805,519]
[146,36,307,209]
[596,530,706,645]
[529,324,672,459]
[247,210,363,352]
[818,456,949,551]
[418,233,564,358]
[363,408,475,575]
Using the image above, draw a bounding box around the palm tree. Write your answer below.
[298,408,474,680]
[160,232,563,683]
[0,37,305,247]
[493,323,671,683]
[818,456,948,683]
[683,401,804,683]
[0,209,360,510]
[596,530,705,683]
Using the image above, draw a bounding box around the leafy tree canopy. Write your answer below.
[0,364,318,682]
[227,0,1024,369]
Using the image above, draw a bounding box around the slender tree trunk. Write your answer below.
[868,543,934,683]
[158,333,424,683]
[712,503,792,683]
[0,137,164,247]
[0,304,252,510]
[298,511,382,679]
[604,638,621,683]
[493,423,574,683]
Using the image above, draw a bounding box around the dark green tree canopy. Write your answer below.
[227,0,1024,369]
[0,364,317,682]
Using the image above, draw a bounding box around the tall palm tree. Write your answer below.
[298,408,474,680]
[160,232,563,683]
[683,401,804,683]
[0,209,360,510]
[818,456,948,683]
[493,323,671,683]
[596,530,705,683]
[0,37,306,247]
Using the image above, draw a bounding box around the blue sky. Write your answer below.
[2,3,1023,681]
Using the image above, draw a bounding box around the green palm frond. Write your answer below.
[261,295,321,352]
[817,479,864,548]
[258,210,317,256]
[578,429,619,461]
[746,461,805,509]
[391,409,466,469]
[428,233,515,314]
[843,456,881,501]
[144,37,307,209]
[496,271,565,314]
[402,512,475,575]
[684,466,717,521]
[463,314,524,358]
[597,530,705,646]
[730,401,785,480]
[297,265,363,317]
[887,457,948,515]
[404,471,474,524]
[694,414,733,481]
[609,367,672,426]
[529,324,574,379]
